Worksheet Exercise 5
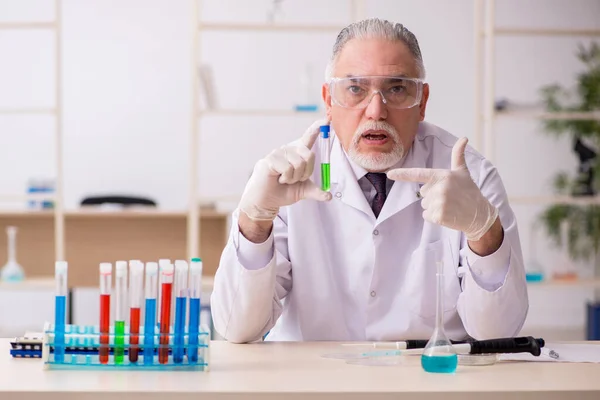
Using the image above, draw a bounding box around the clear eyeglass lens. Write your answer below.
[331,77,422,109]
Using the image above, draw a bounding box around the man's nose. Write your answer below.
[364,91,388,121]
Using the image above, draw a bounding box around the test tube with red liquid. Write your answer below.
[159,263,174,364]
[99,262,112,364]
[128,261,144,363]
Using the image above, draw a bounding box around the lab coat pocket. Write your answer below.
[403,238,461,319]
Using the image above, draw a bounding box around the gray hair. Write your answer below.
[325,18,425,80]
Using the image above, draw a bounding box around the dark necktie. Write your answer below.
[365,172,387,218]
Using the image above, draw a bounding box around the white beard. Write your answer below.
[347,120,405,172]
[348,146,404,172]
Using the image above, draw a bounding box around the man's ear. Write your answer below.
[322,83,332,119]
[419,83,429,121]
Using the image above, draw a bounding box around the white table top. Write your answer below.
[2,339,600,399]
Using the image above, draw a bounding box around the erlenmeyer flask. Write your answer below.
[421,260,457,373]
[0,226,25,282]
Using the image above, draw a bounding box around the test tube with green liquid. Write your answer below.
[320,124,330,191]
[114,261,128,364]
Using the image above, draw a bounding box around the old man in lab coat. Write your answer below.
[211,18,528,343]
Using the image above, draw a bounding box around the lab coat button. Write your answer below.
[373,229,379,236]
[335,192,342,198]
[370,291,376,297]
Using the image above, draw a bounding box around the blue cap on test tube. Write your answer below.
[320,124,330,138]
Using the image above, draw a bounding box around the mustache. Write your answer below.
[352,121,399,145]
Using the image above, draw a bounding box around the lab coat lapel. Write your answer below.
[376,138,426,225]
[329,137,373,218]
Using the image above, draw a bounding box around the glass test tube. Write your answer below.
[99,262,112,364]
[188,257,203,363]
[157,259,170,326]
[54,261,68,363]
[159,263,174,364]
[143,262,158,365]
[128,261,144,363]
[173,260,188,364]
[114,261,128,364]
[320,124,331,191]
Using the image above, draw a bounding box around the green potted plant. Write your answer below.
[538,42,600,339]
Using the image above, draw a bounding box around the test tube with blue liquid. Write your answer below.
[173,260,189,364]
[421,260,458,373]
[143,262,158,365]
[188,257,202,363]
[320,124,330,192]
[54,261,68,363]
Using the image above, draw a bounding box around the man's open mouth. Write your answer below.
[362,130,389,142]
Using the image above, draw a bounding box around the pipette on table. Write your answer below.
[159,263,174,364]
[342,340,435,349]
[188,257,203,363]
[128,261,144,363]
[114,261,128,364]
[143,262,158,365]
[320,124,330,192]
[352,336,544,358]
[53,261,68,363]
[173,260,188,364]
[341,337,545,350]
[99,262,112,364]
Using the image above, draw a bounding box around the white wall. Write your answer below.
[1,0,600,338]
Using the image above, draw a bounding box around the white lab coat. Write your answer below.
[211,121,528,343]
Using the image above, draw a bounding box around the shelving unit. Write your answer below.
[495,110,600,120]
[1,1,365,277]
[0,2,233,281]
[474,0,600,163]
[474,0,600,287]
[508,196,600,206]
[0,0,64,262]
[188,0,365,260]
[198,22,347,32]
[198,109,314,117]
[528,278,600,289]
[494,27,600,37]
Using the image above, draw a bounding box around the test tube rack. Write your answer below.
[41,322,210,371]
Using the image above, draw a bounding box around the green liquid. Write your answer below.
[115,320,125,364]
[421,354,458,373]
[321,163,330,191]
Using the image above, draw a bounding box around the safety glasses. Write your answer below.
[328,75,424,110]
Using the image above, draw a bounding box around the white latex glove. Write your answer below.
[387,137,499,241]
[239,119,333,221]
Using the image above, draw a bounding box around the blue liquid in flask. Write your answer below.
[421,353,458,373]
[421,261,458,374]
